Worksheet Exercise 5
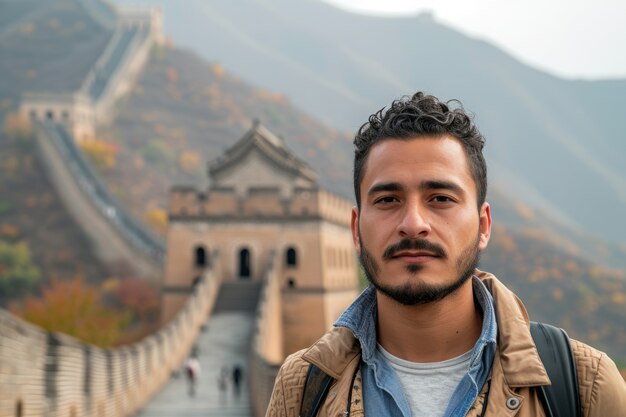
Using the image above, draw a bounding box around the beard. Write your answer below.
[359,232,481,306]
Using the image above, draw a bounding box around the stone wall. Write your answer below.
[0,257,222,417]
[34,121,163,280]
[249,254,282,417]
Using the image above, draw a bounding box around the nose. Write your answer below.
[397,200,431,238]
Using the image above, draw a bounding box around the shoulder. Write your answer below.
[265,349,310,417]
[570,339,626,416]
[277,348,311,385]
[266,327,362,417]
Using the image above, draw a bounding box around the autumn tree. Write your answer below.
[3,112,34,146]
[178,150,201,174]
[12,277,129,347]
[79,139,119,169]
[111,277,160,323]
[144,207,168,235]
[103,277,161,344]
[0,240,40,301]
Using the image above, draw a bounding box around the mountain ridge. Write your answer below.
[111,0,626,246]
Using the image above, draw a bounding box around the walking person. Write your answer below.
[217,365,229,403]
[184,356,201,397]
[232,364,243,398]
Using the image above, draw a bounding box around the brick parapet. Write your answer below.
[169,186,352,227]
[249,253,283,417]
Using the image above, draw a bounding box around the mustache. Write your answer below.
[382,238,447,260]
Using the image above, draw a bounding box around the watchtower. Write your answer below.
[163,121,358,354]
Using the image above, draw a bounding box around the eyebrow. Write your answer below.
[419,180,465,196]
[367,180,465,197]
[367,182,402,197]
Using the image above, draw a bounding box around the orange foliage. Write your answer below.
[12,277,129,347]
[611,292,626,305]
[145,207,168,234]
[493,225,516,253]
[253,89,287,104]
[179,151,201,174]
[79,139,119,169]
[0,224,20,239]
[166,67,178,83]
[112,277,160,322]
[212,63,225,79]
[3,112,33,140]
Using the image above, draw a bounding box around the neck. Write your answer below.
[376,279,483,362]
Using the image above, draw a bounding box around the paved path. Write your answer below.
[136,312,255,417]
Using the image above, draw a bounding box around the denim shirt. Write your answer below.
[334,276,498,417]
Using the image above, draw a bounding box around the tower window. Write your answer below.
[286,247,297,267]
[194,245,207,267]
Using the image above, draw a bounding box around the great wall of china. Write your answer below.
[1,1,285,416]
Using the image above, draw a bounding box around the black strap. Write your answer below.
[300,364,334,417]
[530,321,581,417]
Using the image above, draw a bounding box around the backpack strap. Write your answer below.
[300,364,334,417]
[530,321,581,417]
[300,322,581,417]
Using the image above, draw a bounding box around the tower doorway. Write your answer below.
[238,248,251,279]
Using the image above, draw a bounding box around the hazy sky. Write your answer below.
[323,0,626,80]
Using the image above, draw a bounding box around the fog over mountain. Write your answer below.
[114,0,626,248]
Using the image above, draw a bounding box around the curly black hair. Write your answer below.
[353,91,487,209]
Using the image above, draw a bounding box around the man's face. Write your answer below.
[351,136,491,305]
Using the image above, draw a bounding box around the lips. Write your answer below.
[391,250,439,258]
[390,251,440,264]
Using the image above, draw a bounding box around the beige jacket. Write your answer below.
[265,271,626,417]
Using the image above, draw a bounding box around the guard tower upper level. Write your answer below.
[169,121,352,227]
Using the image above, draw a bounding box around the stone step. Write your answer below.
[213,281,263,313]
[136,313,254,417]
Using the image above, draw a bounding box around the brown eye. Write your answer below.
[432,195,453,203]
[375,196,398,205]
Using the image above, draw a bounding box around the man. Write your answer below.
[265,92,626,416]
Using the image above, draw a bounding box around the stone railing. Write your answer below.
[0,253,222,417]
[249,253,283,417]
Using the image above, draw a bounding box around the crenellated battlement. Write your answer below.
[169,186,352,226]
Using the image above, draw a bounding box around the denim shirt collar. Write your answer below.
[334,276,498,417]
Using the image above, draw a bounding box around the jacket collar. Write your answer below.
[302,326,361,379]
[303,270,550,387]
[476,270,550,387]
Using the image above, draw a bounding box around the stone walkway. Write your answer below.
[135,312,255,417]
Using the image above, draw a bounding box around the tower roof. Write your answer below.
[208,120,318,184]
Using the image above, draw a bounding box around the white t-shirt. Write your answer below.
[378,344,472,417]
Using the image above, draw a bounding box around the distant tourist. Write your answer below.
[217,365,229,401]
[265,92,626,416]
[184,356,201,397]
[232,364,243,398]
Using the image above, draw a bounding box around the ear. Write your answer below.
[478,202,492,251]
[351,206,361,254]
